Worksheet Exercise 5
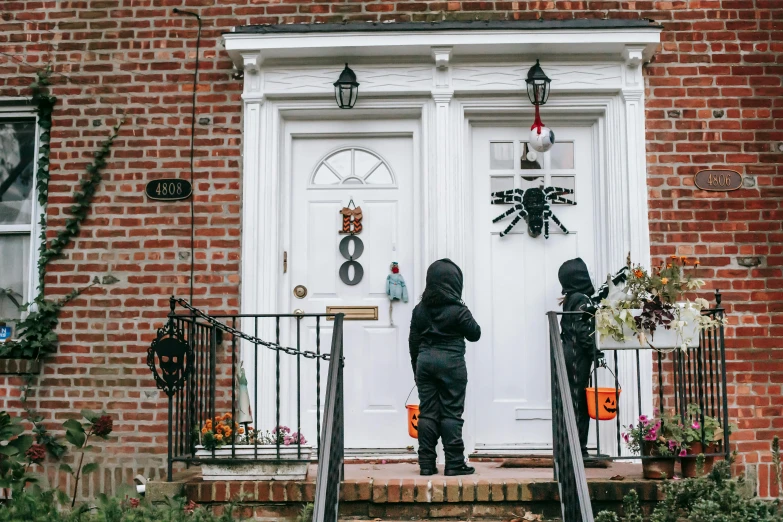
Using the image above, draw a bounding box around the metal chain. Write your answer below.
[173,299,333,361]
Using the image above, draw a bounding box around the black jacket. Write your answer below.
[408,259,481,374]
[558,258,600,360]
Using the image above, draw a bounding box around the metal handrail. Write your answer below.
[549,312,594,522]
[313,313,345,522]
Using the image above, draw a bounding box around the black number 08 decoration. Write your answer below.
[339,235,364,285]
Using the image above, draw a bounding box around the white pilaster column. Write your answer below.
[430,47,456,264]
[608,46,652,456]
[621,46,650,269]
[239,52,278,431]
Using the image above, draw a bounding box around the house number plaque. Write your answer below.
[145,179,192,201]
[694,169,742,192]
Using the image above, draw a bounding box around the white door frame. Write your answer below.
[226,26,660,453]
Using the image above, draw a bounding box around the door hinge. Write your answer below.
[283,251,287,273]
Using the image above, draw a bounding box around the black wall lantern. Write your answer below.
[334,63,359,109]
[525,59,551,106]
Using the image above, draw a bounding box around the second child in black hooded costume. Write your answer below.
[558,258,602,457]
[409,259,481,476]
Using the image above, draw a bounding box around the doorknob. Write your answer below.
[293,285,307,299]
[293,309,304,316]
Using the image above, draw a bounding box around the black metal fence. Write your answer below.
[549,296,729,521]
[586,302,730,462]
[549,311,595,522]
[150,298,345,521]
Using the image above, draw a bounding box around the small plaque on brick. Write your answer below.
[694,169,742,192]
[145,178,192,201]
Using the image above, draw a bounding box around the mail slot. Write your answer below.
[326,306,379,321]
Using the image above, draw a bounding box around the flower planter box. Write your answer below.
[597,308,700,350]
[195,445,312,481]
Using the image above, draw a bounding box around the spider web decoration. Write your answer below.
[490,186,576,239]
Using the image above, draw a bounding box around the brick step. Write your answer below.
[170,462,660,521]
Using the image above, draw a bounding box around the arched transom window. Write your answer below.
[311,147,395,186]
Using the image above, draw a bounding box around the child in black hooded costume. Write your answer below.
[558,258,601,458]
[409,259,481,476]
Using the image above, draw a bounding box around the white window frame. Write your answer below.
[0,101,43,322]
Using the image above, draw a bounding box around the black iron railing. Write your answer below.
[586,299,730,462]
[549,294,730,521]
[313,312,344,522]
[549,311,595,522]
[150,297,345,520]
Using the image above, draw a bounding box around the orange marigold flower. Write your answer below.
[670,255,678,259]
[661,277,669,284]
[223,413,232,420]
[633,269,644,278]
[201,428,208,435]
[667,263,672,268]
[238,427,245,434]
[215,434,223,441]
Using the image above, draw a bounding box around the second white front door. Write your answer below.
[470,125,596,451]
[286,121,417,450]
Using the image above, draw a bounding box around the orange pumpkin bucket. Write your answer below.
[586,387,621,420]
[586,364,621,421]
[405,386,419,439]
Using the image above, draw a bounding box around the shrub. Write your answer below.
[596,461,783,522]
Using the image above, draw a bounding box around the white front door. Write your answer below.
[287,123,416,450]
[470,125,596,451]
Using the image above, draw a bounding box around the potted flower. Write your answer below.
[595,256,725,350]
[679,404,731,477]
[194,414,312,481]
[623,413,684,479]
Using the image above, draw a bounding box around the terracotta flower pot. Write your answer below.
[642,440,675,480]
[680,441,718,478]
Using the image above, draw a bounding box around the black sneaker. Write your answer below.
[444,464,475,476]
[420,467,437,476]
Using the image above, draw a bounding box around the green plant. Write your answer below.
[597,460,783,522]
[623,413,684,458]
[296,503,314,522]
[681,404,732,449]
[0,411,36,490]
[60,410,114,507]
[595,256,726,350]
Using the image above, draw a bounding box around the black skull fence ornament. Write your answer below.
[147,296,193,480]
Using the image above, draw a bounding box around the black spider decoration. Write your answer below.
[490,186,576,238]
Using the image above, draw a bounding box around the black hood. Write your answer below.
[421,259,463,305]
[558,258,595,296]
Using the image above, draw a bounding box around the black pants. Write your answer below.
[415,349,468,470]
[565,350,592,455]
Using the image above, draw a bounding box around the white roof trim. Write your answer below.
[223,27,661,69]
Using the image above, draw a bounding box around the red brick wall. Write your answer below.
[0,0,781,499]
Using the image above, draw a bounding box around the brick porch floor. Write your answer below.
[179,461,664,520]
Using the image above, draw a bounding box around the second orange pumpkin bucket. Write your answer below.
[405,386,419,438]
[586,387,621,420]
[406,404,420,438]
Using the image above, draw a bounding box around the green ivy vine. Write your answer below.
[0,67,123,359]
